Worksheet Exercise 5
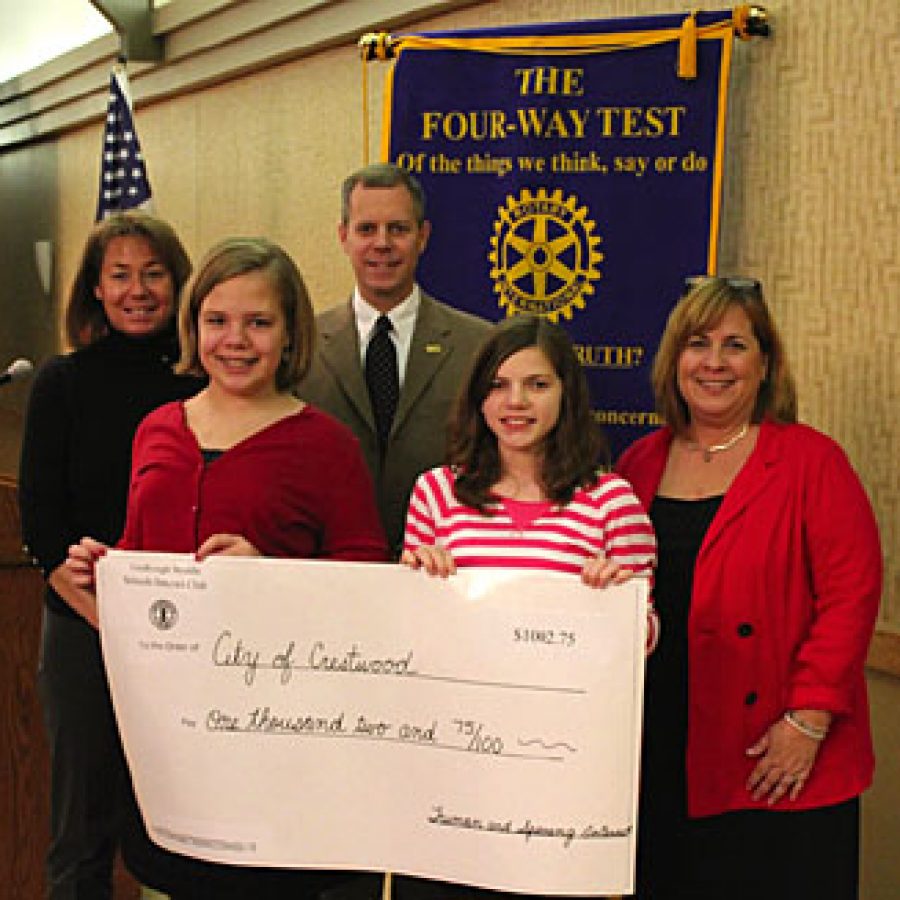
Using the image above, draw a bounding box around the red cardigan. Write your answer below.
[120,402,387,562]
[616,421,881,816]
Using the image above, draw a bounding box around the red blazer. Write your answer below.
[617,421,881,816]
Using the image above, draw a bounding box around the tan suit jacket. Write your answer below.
[297,293,493,556]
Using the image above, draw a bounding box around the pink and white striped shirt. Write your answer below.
[404,465,656,577]
[404,465,659,649]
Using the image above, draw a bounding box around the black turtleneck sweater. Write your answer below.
[18,327,203,616]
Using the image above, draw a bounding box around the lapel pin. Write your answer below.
[425,343,443,354]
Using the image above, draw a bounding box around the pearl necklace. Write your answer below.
[688,423,749,462]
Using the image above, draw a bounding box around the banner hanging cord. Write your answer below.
[361,56,370,164]
[679,6,770,79]
[361,8,769,58]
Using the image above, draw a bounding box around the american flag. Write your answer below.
[95,69,153,221]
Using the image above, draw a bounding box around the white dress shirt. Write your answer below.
[352,286,421,387]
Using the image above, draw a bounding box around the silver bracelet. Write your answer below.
[783,710,828,742]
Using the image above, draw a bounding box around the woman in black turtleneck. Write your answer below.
[18,212,202,899]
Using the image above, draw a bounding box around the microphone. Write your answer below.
[0,358,34,387]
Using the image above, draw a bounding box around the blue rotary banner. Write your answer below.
[382,10,742,456]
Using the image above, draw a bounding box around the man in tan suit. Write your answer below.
[298,163,492,556]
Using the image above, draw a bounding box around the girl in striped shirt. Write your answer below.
[402,315,657,645]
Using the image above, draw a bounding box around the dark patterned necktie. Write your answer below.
[365,314,399,451]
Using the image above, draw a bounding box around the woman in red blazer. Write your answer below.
[616,277,881,900]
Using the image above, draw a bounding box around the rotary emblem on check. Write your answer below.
[149,597,179,630]
[488,188,603,322]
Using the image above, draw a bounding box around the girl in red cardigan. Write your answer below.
[67,238,386,899]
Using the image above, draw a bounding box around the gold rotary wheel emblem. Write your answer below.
[489,188,603,322]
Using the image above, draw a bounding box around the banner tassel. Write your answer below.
[677,11,699,80]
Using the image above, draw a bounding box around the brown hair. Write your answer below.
[65,212,191,348]
[176,237,314,391]
[652,277,797,434]
[448,315,608,511]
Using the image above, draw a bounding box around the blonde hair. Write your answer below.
[652,277,797,434]
[176,237,314,391]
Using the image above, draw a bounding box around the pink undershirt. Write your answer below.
[500,497,554,531]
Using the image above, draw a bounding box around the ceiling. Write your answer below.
[0,0,111,83]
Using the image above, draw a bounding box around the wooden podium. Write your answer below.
[0,476,138,898]
[0,474,51,896]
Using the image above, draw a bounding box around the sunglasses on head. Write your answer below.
[683,275,762,298]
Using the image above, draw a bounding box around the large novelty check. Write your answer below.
[97,551,646,895]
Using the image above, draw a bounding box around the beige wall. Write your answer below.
[1,0,897,893]
[53,44,365,321]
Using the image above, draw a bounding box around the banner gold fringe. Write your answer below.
[359,33,396,164]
